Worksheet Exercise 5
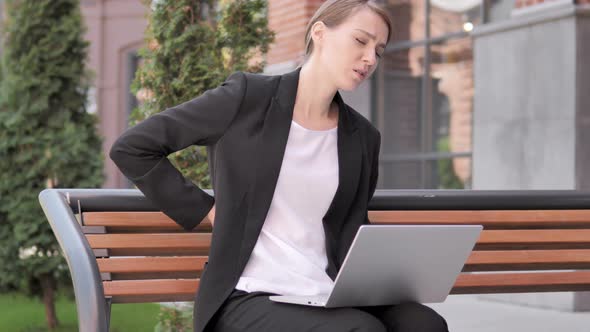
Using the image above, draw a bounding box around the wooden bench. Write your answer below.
[39,189,590,332]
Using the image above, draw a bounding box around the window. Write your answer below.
[127,51,140,123]
[373,0,494,189]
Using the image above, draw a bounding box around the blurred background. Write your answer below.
[1,0,590,331]
[56,0,590,193]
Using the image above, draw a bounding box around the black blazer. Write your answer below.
[109,66,381,332]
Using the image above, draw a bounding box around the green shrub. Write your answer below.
[131,0,274,187]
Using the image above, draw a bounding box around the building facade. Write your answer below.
[80,0,148,189]
[80,0,588,193]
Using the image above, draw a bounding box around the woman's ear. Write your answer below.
[310,21,326,48]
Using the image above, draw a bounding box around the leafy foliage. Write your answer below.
[436,136,464,189]
[0,0,103,301]
[131,0,274,187]
[154,304,192,332]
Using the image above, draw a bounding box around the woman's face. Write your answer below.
[312,7,389,91]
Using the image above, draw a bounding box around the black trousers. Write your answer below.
[210,289,449,332]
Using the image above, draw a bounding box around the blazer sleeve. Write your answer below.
[109,71,247,231]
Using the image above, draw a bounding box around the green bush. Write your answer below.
[436,136,464,189]
[131,0,274,187]
[154,303,193,332]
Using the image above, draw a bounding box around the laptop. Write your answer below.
[269,224,482,307]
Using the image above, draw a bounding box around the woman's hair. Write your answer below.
[303,0,392,62]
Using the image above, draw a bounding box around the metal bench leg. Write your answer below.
[105,297,112,332]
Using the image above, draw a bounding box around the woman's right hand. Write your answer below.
[206,204,216,226]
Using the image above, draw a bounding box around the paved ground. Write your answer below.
[427,295,590,332]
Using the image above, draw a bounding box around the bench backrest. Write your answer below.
[39,189,590,332]
[83,211,211,303]
[371,209,590,294]
[83,208,590,304]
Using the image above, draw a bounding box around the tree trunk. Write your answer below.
[40,274,59,329]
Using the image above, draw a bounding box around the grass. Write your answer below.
[0,292,161,331]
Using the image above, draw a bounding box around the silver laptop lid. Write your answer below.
[325,224,482,307]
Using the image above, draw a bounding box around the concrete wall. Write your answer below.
[576,11,590,191]
[473,12,576,190]
[472,3,590,311]
[573,12,590,308]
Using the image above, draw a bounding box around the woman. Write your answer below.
[110,0,448,331]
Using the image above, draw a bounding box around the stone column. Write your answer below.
[472,0,590,311]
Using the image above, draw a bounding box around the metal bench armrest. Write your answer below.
[39,189,109,332]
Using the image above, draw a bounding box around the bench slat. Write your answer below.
[110,294,197,303]
[370,210,590,229]
[97,256,208,273]
[98,248,207,256]
[453,271,590,294]
[83,212,212,231]
[95,250,590,276]
[477,230,590,249]
[86,233,211,249]
[102,271,590,303]
[85,210,590,230]
[86,231,590,251]
[104,279,199,296]
[104,279,200,303]
[464,250,590,271]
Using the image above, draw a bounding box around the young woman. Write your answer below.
[110,1,448,331]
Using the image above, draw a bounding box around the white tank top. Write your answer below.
[235,119,338,295]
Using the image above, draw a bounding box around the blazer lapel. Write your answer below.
[238,66,362,273]
[322,92,362,280]
[237,69,297,268]
[323,92,361,225]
